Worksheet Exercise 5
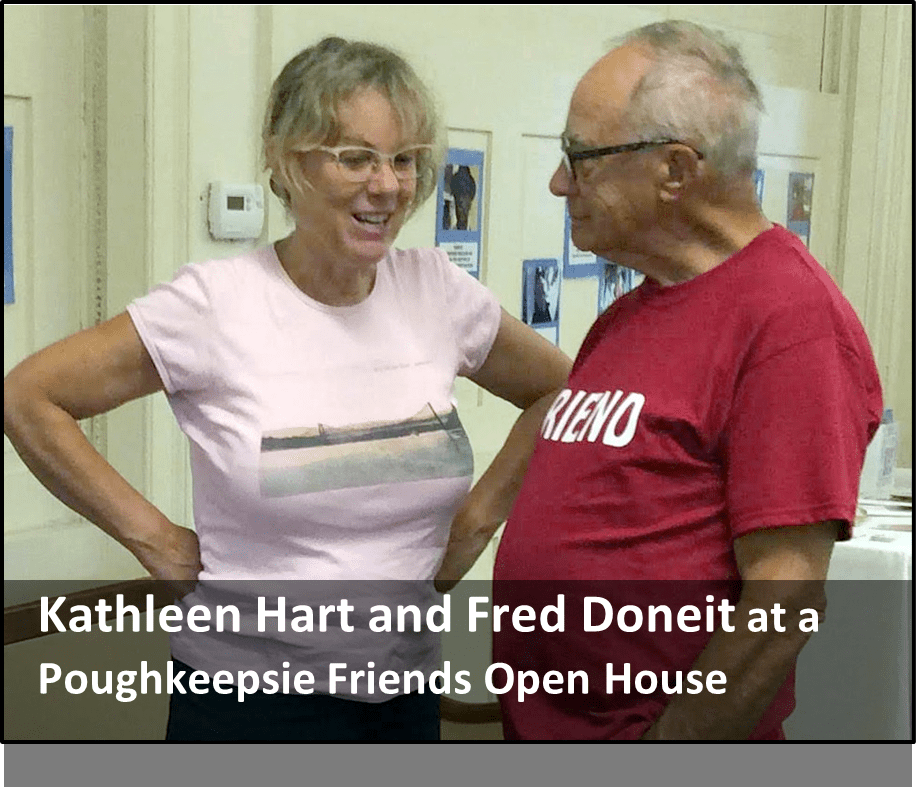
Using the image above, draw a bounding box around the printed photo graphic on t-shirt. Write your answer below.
[258,405,473,498]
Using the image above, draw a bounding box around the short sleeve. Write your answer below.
[725,314,882,540]
[126,263,213,394]
[435,249,501,376]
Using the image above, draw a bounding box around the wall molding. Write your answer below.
[837,5,912,462]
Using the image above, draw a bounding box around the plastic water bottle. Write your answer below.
[859,409,898,499]
[879,409,899,494]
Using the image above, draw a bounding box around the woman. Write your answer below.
[3,37,571,740]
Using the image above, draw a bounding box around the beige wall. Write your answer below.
[4,5,912,578]
[3,3,911,742]
[831,5,912,462]
[4,4,912,583]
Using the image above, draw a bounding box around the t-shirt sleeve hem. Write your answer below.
[730,504,855,542]
[125,302,177,394]
[461,298,502,377]
[428,246,502,377]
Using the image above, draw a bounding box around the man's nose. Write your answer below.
[550,160,574,197]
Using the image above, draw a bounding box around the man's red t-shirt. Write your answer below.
[493,226,883,740]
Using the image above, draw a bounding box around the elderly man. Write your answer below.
[489,21,883,740]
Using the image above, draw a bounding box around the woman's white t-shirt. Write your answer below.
[127,244,501,698]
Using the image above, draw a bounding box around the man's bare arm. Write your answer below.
[641,521,838,740]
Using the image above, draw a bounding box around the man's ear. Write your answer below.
[658,145,702,203]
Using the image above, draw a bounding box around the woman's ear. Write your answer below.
[264,138,291,205]
[269,176,291,206]
[272,148,318,210]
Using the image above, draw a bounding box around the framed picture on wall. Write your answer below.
[522,258,560,345]
[563,208,601,279]
[598,259,644,315]
[436,148,484,278]
[754,168,765,206]
[787,172,814,247]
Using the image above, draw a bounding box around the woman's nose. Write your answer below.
[367,160,401,193]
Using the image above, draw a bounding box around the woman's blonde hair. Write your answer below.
[262,37,443,216]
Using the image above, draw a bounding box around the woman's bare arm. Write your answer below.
[435,310,572,590]
[4,313,201,580]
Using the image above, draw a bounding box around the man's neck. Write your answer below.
[620,195,773,287]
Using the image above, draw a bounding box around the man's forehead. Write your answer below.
[566,44,655,139]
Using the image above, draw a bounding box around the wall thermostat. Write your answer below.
[208,182,265,241]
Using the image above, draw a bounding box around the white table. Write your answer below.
[785,504,912,740]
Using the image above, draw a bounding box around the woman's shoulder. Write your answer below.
[180,245,276,279]
[385,245,485,287]
[386,245,449,272]
[382,246,453,294]
[160,245,278,299]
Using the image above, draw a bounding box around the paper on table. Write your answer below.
[849,511,912,538]
[857,498,912,515]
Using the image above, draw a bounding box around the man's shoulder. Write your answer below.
[726,229,877,376]
[731,227,851,316]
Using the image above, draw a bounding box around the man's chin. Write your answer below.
[569,224,598,255]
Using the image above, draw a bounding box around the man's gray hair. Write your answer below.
[615,20,764,175]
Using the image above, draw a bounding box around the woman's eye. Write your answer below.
[393,152,417,169]
[338,150,375,169]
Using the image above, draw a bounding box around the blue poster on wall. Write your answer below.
[598,259,644,316]
[436,148,484,278]
[4,125,13,305]
[754,168,765,206]
[787,172,814,248]
[521,258,560,346]
[563,208,601,279]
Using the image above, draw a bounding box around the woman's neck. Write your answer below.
[275,235,378,306]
